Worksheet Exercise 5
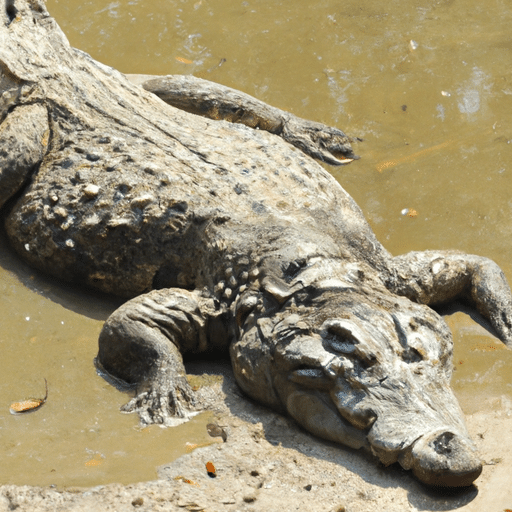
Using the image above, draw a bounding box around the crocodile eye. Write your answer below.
[289,367,332,391]
[321,320,379,368]
[323,322,359,355]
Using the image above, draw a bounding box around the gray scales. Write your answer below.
[1,0,511,488]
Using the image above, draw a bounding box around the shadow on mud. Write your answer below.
[435,300,500,341]
[407,484,478,511]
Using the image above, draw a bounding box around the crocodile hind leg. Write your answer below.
[136,74,359,166]
[387,250,512,346]
[0,103,48,209]
[97,288,208,425]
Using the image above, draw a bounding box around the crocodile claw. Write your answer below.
[281,115,360,166]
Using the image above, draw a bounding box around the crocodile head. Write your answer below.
[231,285,482,487]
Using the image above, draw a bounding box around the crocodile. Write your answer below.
[2,0,512,488]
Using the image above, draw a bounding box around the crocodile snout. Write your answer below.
[402,429,482,487]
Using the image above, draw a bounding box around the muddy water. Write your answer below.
[0,227,217,488]
[1,0,512,487]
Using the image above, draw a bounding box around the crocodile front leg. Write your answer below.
[136,74,358,166]
[97,288,209,426]
[387,250,512,346]
[0,103,48,209]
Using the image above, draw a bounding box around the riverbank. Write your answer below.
[1,361,510,512]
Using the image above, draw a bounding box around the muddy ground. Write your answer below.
[1,360,510,512]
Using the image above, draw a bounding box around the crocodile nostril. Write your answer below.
[432,431,455,456]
